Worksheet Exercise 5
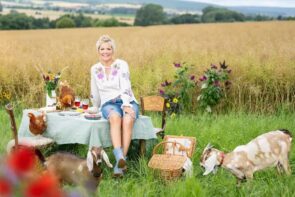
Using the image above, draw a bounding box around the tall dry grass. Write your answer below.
[0,21,295,112]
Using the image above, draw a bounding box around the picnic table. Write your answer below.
[18,109,157,148]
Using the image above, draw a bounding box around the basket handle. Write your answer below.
[152,141,189,156]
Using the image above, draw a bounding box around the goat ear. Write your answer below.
[203,153,218,176]
[101,149,113,168]
[87,150,94,172]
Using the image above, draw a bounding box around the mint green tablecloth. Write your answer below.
[18,109,157,148]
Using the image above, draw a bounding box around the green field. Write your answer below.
[1,109,294,196]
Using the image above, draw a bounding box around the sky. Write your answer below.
[186,0,295,7]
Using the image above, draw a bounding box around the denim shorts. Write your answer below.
[101,98,139,120]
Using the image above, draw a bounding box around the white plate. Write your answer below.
[58,111,82,116]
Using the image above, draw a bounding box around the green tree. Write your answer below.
[170,14,201,24]
[56,17,76,28]
[134,4,166,26]
[201,6,245,23]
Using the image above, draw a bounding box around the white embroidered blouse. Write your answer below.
[90,59,137,109]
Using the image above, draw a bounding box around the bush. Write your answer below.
[56,17,76,28]
[197,61,231,112]
[159,63,197,116]
[134,4,166,26]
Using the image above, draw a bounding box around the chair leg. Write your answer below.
[139,139,146,156]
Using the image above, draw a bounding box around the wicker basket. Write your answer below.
[148,141,190,180]
[163,135,196,158]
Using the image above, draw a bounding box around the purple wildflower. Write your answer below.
[190,75,195,81]
[165,80,171,86]
[214,80,220,87]
[159,89,165,95]
[225,81,231,86]
[211,64,217,69]
[220,60,228,69]
[174,63,181,68]
[199,75,207,81]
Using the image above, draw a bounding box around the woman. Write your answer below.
[90,35,139,177]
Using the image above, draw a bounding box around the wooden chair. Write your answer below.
[139,96,167,155]
[5,103,55,155]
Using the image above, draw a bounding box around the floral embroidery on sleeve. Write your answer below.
[122,72,130,80]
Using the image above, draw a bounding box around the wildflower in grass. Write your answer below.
[166,103,170,108]
[25,172,64,197]
[197,61,231,112]
[173,63,181,68]
[173,98,178,103]
[211,64,217,69]
[0,178,12,196]
[7,147,36,176]
[159,62,196,115]
[170,113,176,118]
[199,76,207,81]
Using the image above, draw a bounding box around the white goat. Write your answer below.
[45,146,112,191]
[200,129,292,182]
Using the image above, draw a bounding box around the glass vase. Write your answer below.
[46,90,57,107]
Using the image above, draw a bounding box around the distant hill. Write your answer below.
[229,6,295,17]
[48,0,295,16]
[6,0,295,16]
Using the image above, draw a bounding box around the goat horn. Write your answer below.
[205,143,213,150]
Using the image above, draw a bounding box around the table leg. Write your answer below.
[139,139,146,156]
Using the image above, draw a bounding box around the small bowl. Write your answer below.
[84,114,101,120]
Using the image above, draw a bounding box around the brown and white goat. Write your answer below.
[200,129,292,182]
[45,146,112,191]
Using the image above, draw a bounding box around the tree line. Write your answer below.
[0,4,294,30]
[0,11,129,30]
[134,4,295,26]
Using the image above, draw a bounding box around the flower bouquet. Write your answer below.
[34,65,68,107]
[42,71,60,106]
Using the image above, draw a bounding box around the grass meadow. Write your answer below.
[0,21,295,196]
[0,109,295,196]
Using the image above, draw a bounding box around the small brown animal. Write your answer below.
[200,129,292,183]
[58,81,75,109]
[45,146,112,192]
[28,112,47,135]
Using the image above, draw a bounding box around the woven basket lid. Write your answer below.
[148,154,186,170]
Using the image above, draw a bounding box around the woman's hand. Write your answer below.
[123,106,135,119]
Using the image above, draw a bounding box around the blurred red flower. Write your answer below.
[7,147,36,176]
[0,178,12,196]
[25,172,64,197]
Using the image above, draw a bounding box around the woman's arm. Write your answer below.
[90,66,101,108]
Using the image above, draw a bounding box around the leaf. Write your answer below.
[206,106,212,113]
[197,95,202,101]
[201,83,208,89]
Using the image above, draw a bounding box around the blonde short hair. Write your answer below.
[95,35,116,51]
